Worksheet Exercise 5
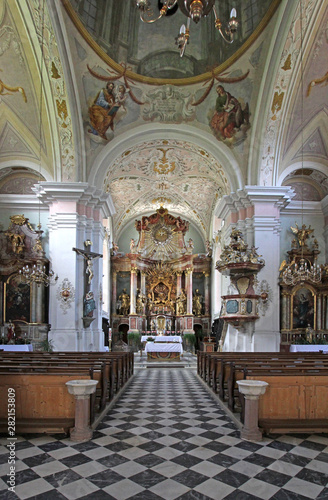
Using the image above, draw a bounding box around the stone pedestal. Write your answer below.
[66,380,98,442]
[237,380,268,441]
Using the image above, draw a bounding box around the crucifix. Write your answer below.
[73,241,103,326]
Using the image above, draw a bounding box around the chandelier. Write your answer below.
[280,258,322,286]
[135,0,238,57]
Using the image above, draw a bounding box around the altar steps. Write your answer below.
[134,352,197,369]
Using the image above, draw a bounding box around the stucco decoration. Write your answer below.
[57,278,75,314]
[103,139,229,238]
[30,0,75,181]
[143,86,195,122]
[284,8,328,154]
[260,0,316,186]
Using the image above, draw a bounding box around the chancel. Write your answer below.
[0,0,328,498]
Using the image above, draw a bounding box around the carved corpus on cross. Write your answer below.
[73,244,103,328]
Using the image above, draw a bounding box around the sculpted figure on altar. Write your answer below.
[193,289,203,316]
[136,288,146,314]
[118,288,130,315]
[176,289,187,315]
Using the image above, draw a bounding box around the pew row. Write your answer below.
[0,351,133,435]
[197,351,328,434]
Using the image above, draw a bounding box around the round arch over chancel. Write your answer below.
[88,124,242,241]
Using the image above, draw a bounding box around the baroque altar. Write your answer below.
[111,208,211,341]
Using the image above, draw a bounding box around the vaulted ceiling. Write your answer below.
[0,0,327,243]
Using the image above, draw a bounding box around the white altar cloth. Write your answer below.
[141,335,182,343]
[145,343,183,354]
[290,345,328,353]
[0,344,33,352]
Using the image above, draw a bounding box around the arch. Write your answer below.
[88,123,243,190]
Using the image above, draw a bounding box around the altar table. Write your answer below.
[144,342,183,360]
[0,344,33,352]
[290,345,328,353]
[141,335,182,343]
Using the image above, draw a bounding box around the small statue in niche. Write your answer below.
[136,289,146,314]
[118,288,130,315]
[192,289,203,316]
[176,289,187,315]
[84,291,96,317]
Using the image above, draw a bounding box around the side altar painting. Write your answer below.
[111,208,211,341]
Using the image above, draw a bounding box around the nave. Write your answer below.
[1,368,328,500]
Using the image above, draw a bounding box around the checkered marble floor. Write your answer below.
[1,368,328,500]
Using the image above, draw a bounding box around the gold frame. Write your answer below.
[290,284,316,331]
[3,273,32,324]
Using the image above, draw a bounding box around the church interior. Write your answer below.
[0,1,328,499]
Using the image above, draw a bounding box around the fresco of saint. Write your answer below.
[88,82,128,140]
[210,85,249,141]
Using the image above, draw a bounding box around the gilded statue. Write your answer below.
[192,289,203,316]
[6,231,25,254]
[136,289,146,314]
[290,223,314,248]
[118,288,130,315]
[176,289,186,315]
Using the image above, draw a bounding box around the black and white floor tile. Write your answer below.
[1,368,328,499]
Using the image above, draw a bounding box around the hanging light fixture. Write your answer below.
[280,1,322,287]
[19,0,58,288]
[135,0,238,57]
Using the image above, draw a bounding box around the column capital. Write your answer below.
[131,266,138,274]
[185,267,193,275]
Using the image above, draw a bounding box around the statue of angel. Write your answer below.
[290,223,313,248]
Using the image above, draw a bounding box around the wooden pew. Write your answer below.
[0,351,134,435]
[244,368,328,433]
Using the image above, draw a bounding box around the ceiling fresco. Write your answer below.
[63,0,280,82]
[103,139,230,237]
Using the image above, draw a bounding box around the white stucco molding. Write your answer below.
[87,123,244,193]
[33,181,116,218]
[215,186,295,219]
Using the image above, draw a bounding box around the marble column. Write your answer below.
[185,267,193,315]
[204,272,210,315]
[280,292,288,330]
[317,294,322,330]
[130,266,137,314]
[112,271,117,316]
[141,272,146,295]
[176,272,182,297]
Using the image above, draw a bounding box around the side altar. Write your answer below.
[111,208,211,345]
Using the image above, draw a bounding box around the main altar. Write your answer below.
[111,208,211,344]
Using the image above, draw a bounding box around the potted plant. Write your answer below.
[127,332,141,352]
[183,333,196,353]
[39,338,54,352]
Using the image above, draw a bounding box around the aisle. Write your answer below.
[0,369,328,499]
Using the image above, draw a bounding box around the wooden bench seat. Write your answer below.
[0,351,134,435]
